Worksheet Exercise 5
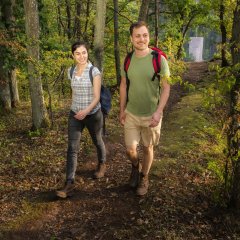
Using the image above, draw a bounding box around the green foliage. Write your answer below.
[156,0,212,59]
[203,63,236,110]
[2,0,238,103]
[156,36,186,86]
[27,129,43,138]
[207,153,226,183]
[40,49,72,86]
[155,76,228,206]
[3,0,208,104]
[6,0,143,103]
[201,61,240,204]
[0,30,26,71]
[0,120,6,131]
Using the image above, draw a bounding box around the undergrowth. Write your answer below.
[153,63,227,206]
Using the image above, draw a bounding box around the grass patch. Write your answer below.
[154,89,226,182]
[1,199,50,233]
[160,93,212,156]
[159,91,225,158]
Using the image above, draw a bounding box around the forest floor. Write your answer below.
[1,61,240,240]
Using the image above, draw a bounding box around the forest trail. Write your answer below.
[1,61,240,240]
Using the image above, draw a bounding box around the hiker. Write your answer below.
[56,41,106,198]
[119,21,171,196]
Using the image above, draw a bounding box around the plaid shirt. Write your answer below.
[68,63,101,115]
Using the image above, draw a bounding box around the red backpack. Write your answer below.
[123,47,167,81]
[123,47,167,101]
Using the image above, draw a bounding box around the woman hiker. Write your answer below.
[56,41,107,198]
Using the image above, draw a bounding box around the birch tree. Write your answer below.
[93,0,107,72]
[23,0,49,129]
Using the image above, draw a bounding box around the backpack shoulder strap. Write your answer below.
[89,65,94,85]
[70,65,95,84]
[69,65,75,79]
[123,51,133,103]
[151,50,160,81]
[151,49,161,72]
[150,47,167,81]
[124,51,134,73]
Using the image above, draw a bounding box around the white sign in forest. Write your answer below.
[189,37,204,62]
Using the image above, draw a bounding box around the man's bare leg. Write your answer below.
[136,145,153,196]
[126,145,141,188]
[141,145,154,175]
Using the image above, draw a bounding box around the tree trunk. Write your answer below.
[23,0,49,129]
[8,0,19,107]
[0,69,11,111]
[93,0,107,72]
[0,0,19,110]
[177,13,196,60]
[138,0,150,22]
[154,0,159,46]
[65,0,71,39]
[9,69,19,108]
[113,0,121,85]
[229,78,240,208]
[57,3,63,37]
[220,0,229,67]
[229,0,240,208]
[176,30,184,59]
[231,1,240,65]
[0,0,11,111]
[83,0,91,43]
[74,0,82,40]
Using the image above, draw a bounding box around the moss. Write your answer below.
[154,90,226,176]
[1,199,50,232]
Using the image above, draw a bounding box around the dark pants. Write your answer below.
[66,109,106,182]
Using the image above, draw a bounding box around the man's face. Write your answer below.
[130,26,150,51]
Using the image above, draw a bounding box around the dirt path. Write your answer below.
[2,62,239,240]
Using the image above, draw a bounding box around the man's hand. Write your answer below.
[119,111,126,126]
[149,111,163,127]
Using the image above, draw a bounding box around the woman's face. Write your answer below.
[73,45,88,66]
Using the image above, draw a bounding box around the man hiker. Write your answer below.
[119,21,171,196]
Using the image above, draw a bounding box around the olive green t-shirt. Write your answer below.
[121,50,170,117]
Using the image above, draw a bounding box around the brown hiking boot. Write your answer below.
[136,173,149,196]
[93,163,106,179]
[129,163,141,188]
[56,182,75,198]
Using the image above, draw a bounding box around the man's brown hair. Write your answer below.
[129,21,149,36]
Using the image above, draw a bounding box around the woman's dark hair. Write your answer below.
[71,41,89,54]
[129,21,149,36]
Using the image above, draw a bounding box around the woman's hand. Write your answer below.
[74,109,89,120]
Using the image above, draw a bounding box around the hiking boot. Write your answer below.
[129,163,141,188]
[56,182,75,198]
[136,173,149,196]
[93,163,106,179]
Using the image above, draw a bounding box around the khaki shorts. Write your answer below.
[124,110,162,147]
